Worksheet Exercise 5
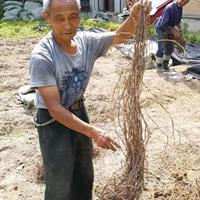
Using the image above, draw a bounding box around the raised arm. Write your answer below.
[112,1,151,46]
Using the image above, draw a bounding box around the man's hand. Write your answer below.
[92,128,120,152]
[112,0,151,45]
[129,0,152,21]
[172,28,181,39]
[127,0,136,10]
[129,0,152,35]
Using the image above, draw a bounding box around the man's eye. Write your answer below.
[69,16,78,19]
[56,18,64,22]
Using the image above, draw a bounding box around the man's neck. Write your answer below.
[52,32,77,55]
[176,1,183,8]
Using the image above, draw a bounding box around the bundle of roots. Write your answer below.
[100,2,148,200]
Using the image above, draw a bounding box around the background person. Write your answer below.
[155,0,189,73]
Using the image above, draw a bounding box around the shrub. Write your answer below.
[0,20,49,38]
[148,25,156,37]
[80,17,120,31]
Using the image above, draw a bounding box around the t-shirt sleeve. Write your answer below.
[86,31,115,58]
[159,7,173,33]
[29,53,56,89]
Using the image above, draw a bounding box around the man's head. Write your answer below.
[43,0,81,43]
[43,0,81,12]
[177,0,190,7]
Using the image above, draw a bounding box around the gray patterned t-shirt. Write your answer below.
[30,31,115,109]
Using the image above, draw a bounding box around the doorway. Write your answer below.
[81,0,90,11]
[104,0,114,11]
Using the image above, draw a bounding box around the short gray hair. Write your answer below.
[43,0,81,12]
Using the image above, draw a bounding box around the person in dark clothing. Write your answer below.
[155,0,189,73]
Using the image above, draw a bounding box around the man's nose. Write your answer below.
[64,20,72,30]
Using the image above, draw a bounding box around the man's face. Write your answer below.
[44,0,80,42]
[177,0,189,7]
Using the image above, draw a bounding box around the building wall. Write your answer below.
[89,0,98,11]
[182,17,200,31]
[108,0,114,11]
[114,0,127,12]
[182,0,200,31]
[89,0,200,31]
[90,0,200,16]
[183,0,200,17]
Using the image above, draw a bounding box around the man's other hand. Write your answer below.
[92,128,121,152]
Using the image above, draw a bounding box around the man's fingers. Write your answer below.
[130,0,151,14]
[95,133,120,151]
[130,2,142,15]
[109,144,117,151]
[104,141,115,151]
[106,137,120,151]
[110,138,121,148]
[143,0,152,14]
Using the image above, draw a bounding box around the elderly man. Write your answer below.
[155,0,189,73]
[30,0,151,199]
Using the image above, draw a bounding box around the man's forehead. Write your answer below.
[51,0,79,9]
[48,0,80,15]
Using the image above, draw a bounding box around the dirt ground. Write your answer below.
[0,37,200,200]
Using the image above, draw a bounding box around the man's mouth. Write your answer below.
[64,32,73,35]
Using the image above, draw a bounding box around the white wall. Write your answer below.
[114,0,121,12]
[112,0,127,12]
[89,0,98,11]
[121,0,126,10]
[98,0,105,11]
[183,17,200,32]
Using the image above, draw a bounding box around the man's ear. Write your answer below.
[43,12,50,24]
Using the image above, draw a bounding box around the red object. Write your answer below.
[150,0,173,24]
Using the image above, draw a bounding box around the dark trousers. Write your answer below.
[36,105,94,200]
[156,27,174,58]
